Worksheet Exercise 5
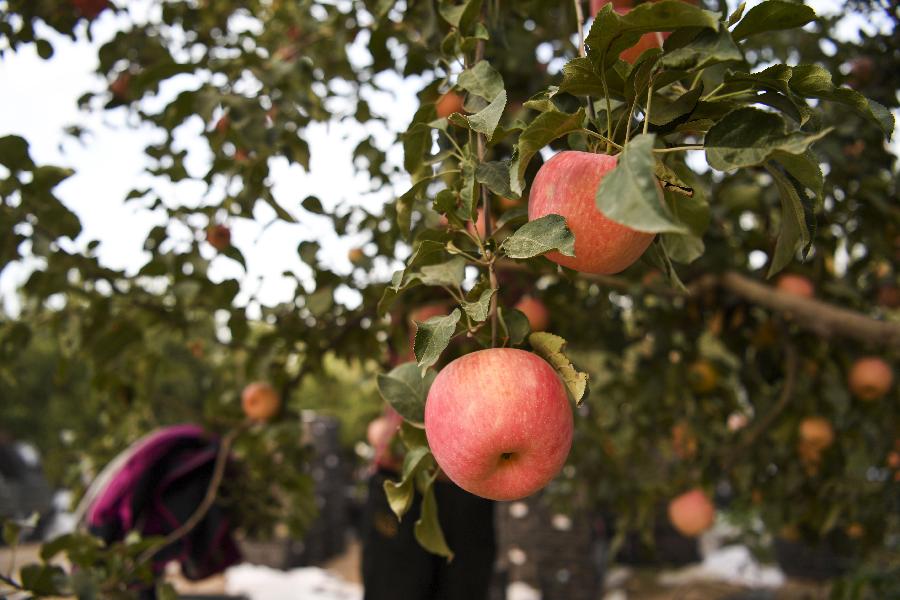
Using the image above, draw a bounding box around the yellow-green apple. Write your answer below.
[776,273,814,298]
[528,151,655,274]
[667,488,715,536]
[514,295,549,332]
[241,381,280,422]
[848,356,894,401]
[424,348,573,501]
[206,224,231,251]
[436,91,465,118]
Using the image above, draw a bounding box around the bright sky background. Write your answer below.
[0,0,896,318]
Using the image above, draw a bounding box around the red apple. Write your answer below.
[528,151,655,274]
[667,488,715,537]
[776,273,814,298]
[71,0,109,19]
[214,115,230,135]
[109,72,131,101]
[467,207,487,239]
[241,381,280,422]
[367,411,403,470]
[848,356,894,401]
[514,295,550,332]
[590,0,675,64]
[436,91,465,119]
[424,348,573,501]
[798,416,834,452]
[206,224,231,251]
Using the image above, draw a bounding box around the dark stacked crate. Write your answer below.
[494,493,602,600]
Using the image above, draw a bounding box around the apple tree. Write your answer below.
[1,0,898,596]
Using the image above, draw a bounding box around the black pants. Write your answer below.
[361,469,496,600]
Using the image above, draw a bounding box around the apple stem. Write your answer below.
[572,0,597,124]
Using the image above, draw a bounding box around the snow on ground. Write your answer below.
[225,564,362,600]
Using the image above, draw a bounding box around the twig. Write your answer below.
[572,0,596,122]
[643,77,653,135]
[135,425,244,567]
[473,3,498,347]
[0,573,23,591]
[581,129,623,150]
[722,342,798,472]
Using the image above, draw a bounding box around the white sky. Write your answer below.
[0,0,895,317]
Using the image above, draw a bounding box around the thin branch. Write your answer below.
[581,129,623,150]
[722,342,798,472]
[643,77,653,136]
[653,145,704,153]
[0,573,23,591]
[135,425,244,567]
[473,3,498,347]
[572,0,596,122]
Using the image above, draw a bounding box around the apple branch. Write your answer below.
[721,342,797,473]
[496,261,900,347]
[135,423,245,567]
[474,4,498,347]
[572,0,596,123]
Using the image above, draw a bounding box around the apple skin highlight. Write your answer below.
[424,348,573,501]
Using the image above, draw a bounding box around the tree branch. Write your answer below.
[495,261,900,347]
[722,342,798,472]
[136,424,244,567]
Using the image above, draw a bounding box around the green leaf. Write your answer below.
[558,57,607,98]
[414,309,462,371]
[501,214,576,259]
[510,108,585,196]
[414,481,454,560]
[587,1,718,68]
[157,582,180,600]
[659,25,743,71]
[301,195,325,214]
[764,163,811,277]
[379,240,449,315]
[596,134,687,233]
[648,86,703,126]
[376,362,436,425]
[403,106,436,176]
[787,64,894,138]
[438,0,482,34]
[0,135,34,171]
[475,160,513,199]
[528,333,589,405]
[704,108,832,171]
[731,0,815,41]
[3,520,21,546]
[457,61,504,102]
[396,178,432,235]
[20,564,69,596]
[498,307,531,347]
[727,2,747,27]
[770,150,823,203]
[453,91,507,140]
[418,257,466,288]
[462,288,495,322]
[383,446,432,519]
